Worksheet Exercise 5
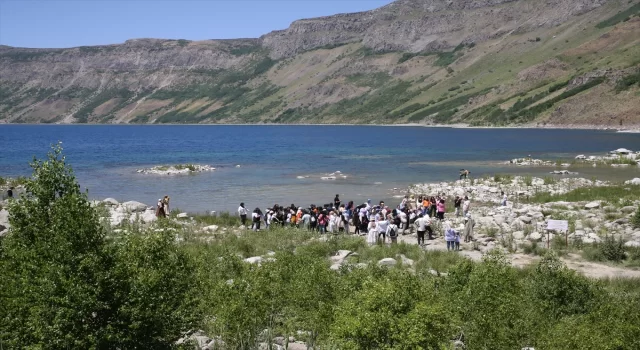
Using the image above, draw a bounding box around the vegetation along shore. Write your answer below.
[2,145,640,349]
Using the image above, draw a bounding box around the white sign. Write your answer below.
[547,220,568,231]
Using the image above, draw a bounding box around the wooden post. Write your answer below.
[547,230,550,249]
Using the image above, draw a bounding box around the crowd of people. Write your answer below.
[236,193,476,250]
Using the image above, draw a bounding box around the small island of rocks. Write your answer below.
[136,164,215,175]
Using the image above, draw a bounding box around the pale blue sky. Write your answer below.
[0,0,394,48]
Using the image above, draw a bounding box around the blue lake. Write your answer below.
[2,125,640,212]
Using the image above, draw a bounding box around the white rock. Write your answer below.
[177,213,189,219]
[528,232,543,241]
[624,241,640,248]
[121,201,148,213]
[203,225,219,232]
[244,256,263,264]
[102,198,119,206]
[518,216,532,224]
[584,201,601,210]
[512,231,525,240]
[378,258,397,266]
[140,209,157,223]
[330,263,342,271]
[330,250,353,264]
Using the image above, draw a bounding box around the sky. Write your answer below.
[0,0,394,48]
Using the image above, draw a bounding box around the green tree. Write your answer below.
[0,144,197,349]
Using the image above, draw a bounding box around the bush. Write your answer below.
[0,144,197,348]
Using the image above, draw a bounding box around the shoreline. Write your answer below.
[1,121,636,132]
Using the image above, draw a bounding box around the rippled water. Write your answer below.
[2,125,640,212]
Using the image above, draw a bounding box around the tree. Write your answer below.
[0,144,197,349]
[0,143,112,348]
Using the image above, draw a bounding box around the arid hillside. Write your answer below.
[0,0,638,126]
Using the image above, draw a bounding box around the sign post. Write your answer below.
[546,220,569,249]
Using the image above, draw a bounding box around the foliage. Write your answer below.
[0,144,197,348]
[616,69,640,92]
[595,2,640,28]
[528,184,640,203]
[632,206,640,229]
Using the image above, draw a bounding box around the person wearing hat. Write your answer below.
[464,213,476,243]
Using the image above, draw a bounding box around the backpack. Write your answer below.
[311,214,317,223]
[388,225,398,238]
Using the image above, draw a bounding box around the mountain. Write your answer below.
[1,0,639,126]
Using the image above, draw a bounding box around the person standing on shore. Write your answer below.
[238,203,249,226]
[463,196,471,217]
[501,191,508,206]
[464,214,475,243]
[414,213,427,246]
[163,196,170,216]
[444,221,456,251]
[460,169,470,180]
[156,198,165,218]
[334,194,341,210]
[7,187,13,198]
[454,196,462,217]
[436,199,446,220]
[252,208,262,231]
[376,215,390,244]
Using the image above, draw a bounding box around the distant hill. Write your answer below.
[0,0,639,126]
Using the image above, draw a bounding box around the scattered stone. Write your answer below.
[584,201,601,210]
[121,200,148,213]
[203,225,219,232]
[244,256,263,264]
[378,258,397,266]
[102,197,119,206]
[177,213,189,219]
[624,241,640,248]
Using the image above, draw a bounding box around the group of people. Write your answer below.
[237,193,476,250]
[155,196,171,218]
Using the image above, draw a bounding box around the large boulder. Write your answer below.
[528,232,543,241]
[121,201,148,213]
[584,201,601,210]
[518,216,533,224]
[330,250,353,264]
[624,241,640,248]
[378,258,397,266]
[102,198,119,206]
[203,225,219,232]
[140,209,157,224]
[625,178,640,185]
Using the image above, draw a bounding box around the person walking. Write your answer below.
[464,214,475,243]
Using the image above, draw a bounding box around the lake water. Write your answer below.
[2,125,640,212]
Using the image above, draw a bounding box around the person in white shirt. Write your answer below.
[376,216,390,244]
[266,210,273,230]
[397,210,407,230]
[301,211,311,230]
[328,211,337,233]
[462,196,471,217]
[238,203,249,226]
[501,192,508,206]
[386,221,399,244]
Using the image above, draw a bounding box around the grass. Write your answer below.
[528,184,640,204]
[596,2,640,28]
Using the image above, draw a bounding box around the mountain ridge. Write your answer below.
[0,0,638,126]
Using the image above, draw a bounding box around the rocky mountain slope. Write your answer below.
[0,0,639,126]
